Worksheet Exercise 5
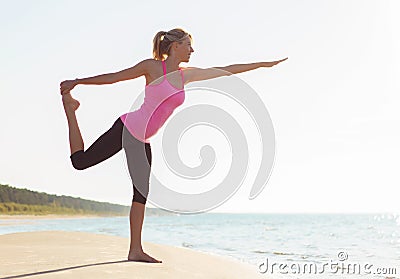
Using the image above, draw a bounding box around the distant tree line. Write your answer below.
[0,184,130,215]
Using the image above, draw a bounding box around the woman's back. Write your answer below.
[145,59,186,89]
[120,60,186,143]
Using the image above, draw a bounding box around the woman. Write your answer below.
[60,28,287,263]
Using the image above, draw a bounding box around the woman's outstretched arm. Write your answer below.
[60,59,151,95]
[185,57,288,84]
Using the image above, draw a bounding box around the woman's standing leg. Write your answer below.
[123,135,161,263]
[128,202,162,263]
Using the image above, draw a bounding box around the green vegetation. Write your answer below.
[0,183,129,216]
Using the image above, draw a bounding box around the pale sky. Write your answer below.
[1,0,399,213]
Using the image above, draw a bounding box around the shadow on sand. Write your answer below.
[0,260,135,279]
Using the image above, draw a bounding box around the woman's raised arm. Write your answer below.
[60,59,151,95]
[184,57,288,84]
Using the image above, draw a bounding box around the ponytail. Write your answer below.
[152,28,192,60]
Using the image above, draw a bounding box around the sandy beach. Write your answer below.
[0,214,100,220]
[0,215,103,227]
[0,214,103,220]
[0,231,266,279]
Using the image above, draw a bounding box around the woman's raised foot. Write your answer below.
[62,93,80,112]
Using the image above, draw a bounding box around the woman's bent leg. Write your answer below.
[62,93,83,154]
[70,118,124,170]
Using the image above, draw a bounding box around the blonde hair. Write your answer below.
[153,28,192,61]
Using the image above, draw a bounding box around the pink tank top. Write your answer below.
[120,60,185,143]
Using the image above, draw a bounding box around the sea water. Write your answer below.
[1,213,399,278]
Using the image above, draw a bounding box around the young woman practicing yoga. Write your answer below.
[60,27,287,263]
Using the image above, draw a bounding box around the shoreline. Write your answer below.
[0,231,266,278]
[0,214,121,220]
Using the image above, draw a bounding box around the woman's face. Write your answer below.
[173,37,194,62]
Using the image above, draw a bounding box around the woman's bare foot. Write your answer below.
[128,249,162,263]
[62,93,80,112]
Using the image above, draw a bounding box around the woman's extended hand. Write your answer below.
[60,79,79,95]
[263,57,288,67]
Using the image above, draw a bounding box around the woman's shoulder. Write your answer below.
[143,59,194,71]
[140,59,162,75]
[142,58,161,67]
[179,66,197,72]
[179,65,194,69]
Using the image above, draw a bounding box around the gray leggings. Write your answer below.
[70,118,152,204]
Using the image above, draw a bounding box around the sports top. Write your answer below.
[120,60,185,143]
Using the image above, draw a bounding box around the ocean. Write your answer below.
[1,213,399,278]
